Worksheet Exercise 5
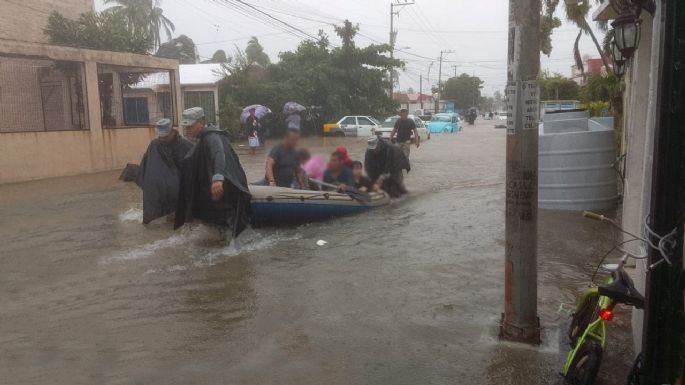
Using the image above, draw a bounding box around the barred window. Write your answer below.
[0,56,88,133]
[97,64,176,128]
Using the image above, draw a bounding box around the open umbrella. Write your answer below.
[240,105,271,124]
[283,102,306,115]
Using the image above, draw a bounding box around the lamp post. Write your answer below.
[612,11,642,59]
[611,40,627,78]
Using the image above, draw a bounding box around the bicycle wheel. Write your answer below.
[566,340,603,385]
[569,292,600,347]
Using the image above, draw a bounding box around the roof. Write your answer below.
[179,63,225,85]
[393,92,433,103]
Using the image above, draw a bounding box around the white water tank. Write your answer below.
[538,110,618,211]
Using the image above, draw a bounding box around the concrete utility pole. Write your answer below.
[419,74,423,109]
[435,50,453,113]
[500,0,541,344]
[389,1,414,97]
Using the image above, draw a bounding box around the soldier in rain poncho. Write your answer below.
[136,119,193,224]
[174,107,252,239]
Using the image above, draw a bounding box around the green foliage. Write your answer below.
[218,94,244,140]
[155,35,198,64]
[103,0,174,50]
[442,74,484,111]
[541,0,562,56]
[538,72,580,100]
[579,73,621,112]
[583,101,610,116]
[203,49,229,64]
[245,37,271,67]
[217,21,402,138]
[44,11,152,53]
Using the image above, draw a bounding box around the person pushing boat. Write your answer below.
[364,136,410,198]
[136,119,193,224]
[174,107,252,238]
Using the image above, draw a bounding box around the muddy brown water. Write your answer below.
[0,120,633,384]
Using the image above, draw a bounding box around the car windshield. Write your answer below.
[369,117,381,125]
[432,115,452,122]
[382,117,399,128]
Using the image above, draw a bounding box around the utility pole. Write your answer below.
[419,74,423,109]
[500,0,541,344]
[435,50,453,113]
[389,1,414,97]
[452,65,458,78]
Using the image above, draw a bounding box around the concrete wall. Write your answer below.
[0,0,92,44]
[617,10,661,352]
[0,39,181,184]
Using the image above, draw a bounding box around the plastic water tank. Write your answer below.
[538,111,618,210]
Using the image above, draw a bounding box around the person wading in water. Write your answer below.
[175,107,252,239]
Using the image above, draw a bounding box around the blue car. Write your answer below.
[428,113,461,133]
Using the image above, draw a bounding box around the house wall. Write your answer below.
[0,39,181,184]
[618,9,663,352]
[0,0,92,44]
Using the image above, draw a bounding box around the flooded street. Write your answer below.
[0,120,633,384]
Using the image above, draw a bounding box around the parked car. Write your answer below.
[428,113,461,133]
[322,116,380,137]
[373,115,430,142]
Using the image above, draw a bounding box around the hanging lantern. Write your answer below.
[612,12,641,59]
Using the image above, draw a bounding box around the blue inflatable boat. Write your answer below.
[250,185,391,225]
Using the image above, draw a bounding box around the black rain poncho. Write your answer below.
[364,140,411,198]
[174,128,252,238]
[136,135,193,224]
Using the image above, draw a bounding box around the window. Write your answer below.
[98,64,176,128]
[184,91,216,125]
[0,57,88,133]
[358,117,374,126]
[341,117,357,125]
[123,97,149,125]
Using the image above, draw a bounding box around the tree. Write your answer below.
[544,0,610,72]
[538,72,580,100]
[245,37,270,67]
[203,49,229,64]
[216,22,402,138]
[580,73,621,109]
[44,11,152,54]
[442,74,484,110]
[155,35,198,64]
[540,0,562,56]
[103,0,174,50]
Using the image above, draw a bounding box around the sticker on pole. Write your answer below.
[505,80,539,135]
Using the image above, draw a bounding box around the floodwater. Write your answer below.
[0,120,633,384]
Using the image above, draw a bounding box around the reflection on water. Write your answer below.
[0,124,632,384]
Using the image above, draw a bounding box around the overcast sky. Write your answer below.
[96,0,605,96]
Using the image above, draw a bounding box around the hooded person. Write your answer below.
[335,145,354,169]
[364,136,410,198]
[174,107,252,238]
[135,119,193,224]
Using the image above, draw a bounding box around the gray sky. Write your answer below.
[97,0,605,96]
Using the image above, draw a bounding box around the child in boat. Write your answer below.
[323,152,355,190]
[351,161,373,192]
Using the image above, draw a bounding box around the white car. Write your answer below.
[373,114,430,142]
[325,116,381,137]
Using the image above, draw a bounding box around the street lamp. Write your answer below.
[612,11,641,59]
[611,40,627,77]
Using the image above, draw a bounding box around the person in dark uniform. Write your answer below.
[175,107,252,239]
[136,119,193,224]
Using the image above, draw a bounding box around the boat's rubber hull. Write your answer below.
[250,186,390,225]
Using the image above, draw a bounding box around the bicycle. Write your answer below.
[562,211,677,385]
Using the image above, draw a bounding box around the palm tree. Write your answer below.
[103,0,175,50]
[563,0,612,74]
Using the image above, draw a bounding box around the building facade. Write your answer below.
[0,0,182,184]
